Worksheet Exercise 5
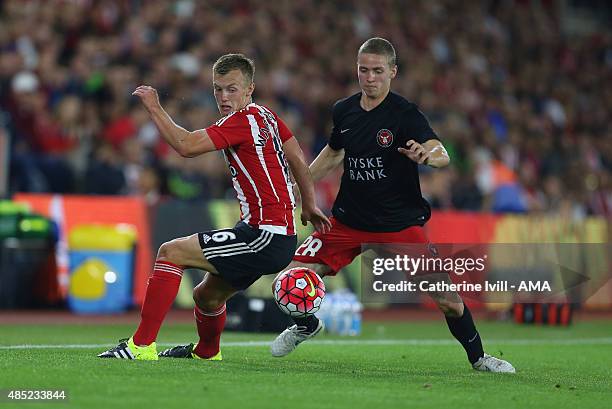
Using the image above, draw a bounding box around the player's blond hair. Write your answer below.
[358,37,396,67]
[213,53,255,84]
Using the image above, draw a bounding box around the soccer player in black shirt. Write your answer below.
[271,38,515,373]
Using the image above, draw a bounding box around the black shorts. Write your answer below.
[198,222,297,290]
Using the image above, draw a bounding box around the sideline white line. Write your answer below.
[1,337,612,350]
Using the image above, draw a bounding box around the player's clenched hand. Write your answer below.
[398,140,430,165]
[132,85,161,112]
[300,206,332,234]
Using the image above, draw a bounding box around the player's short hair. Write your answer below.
[213,53,255,84]
[358,37,396,67]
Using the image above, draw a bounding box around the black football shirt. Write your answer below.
[328,91,439,232]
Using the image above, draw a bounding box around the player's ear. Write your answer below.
[247,82,255,98]
[390,65,397,79]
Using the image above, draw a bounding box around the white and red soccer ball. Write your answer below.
[274,267,325,317]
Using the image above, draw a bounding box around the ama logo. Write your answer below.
[376,129,394,148]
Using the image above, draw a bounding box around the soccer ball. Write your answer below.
[273,267,325,318]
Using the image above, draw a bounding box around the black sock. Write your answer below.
[445,304,484,365]
[293,315,319,333]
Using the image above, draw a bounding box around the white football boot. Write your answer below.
[271,319,324,357]
[472,353,516,373]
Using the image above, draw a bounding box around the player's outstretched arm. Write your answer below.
[282,137,332,234]
[132,85,216,158]
[309,144,345,182]
[398,139,450,168]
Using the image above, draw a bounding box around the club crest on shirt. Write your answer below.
[376,129,394,147]
[255,127,271,147]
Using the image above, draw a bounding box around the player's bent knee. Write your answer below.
[436,299,464,317]
[157,240,183,265]
[193,282,226,311]
[158,235,213,270]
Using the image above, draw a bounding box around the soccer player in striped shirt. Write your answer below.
[99,54,331,360]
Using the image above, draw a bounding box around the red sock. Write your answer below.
[192,304,226,358]
[133,260,183,346]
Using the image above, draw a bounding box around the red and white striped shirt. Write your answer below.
[206,103,296,235]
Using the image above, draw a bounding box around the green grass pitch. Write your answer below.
[1,319,611,409]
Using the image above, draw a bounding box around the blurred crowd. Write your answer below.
[1,0,610,218]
